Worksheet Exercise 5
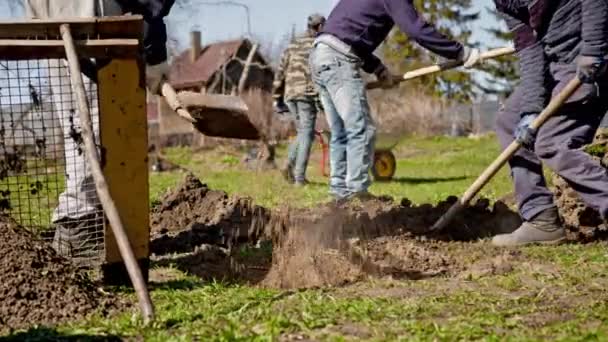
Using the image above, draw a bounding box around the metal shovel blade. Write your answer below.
[177,91,260,140]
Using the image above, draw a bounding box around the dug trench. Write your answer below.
[150,174,531,289]
[150,172,608,290]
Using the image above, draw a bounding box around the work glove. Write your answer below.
[515,113,539,149]
[577,55,607,83]
[374,64,397,89]
[459,46,481,69]
[273,98,290,114]
[146,61,170,95]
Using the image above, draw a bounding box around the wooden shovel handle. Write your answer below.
[367,46,516,90]
[430,77,583,232]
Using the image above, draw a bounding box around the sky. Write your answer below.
[164,0,502,51]
[0,0,503,51]
[0,0,506,98]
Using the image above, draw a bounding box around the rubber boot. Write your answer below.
[492,207,565,246]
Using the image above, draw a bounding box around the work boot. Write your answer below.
[492,207,565,246]
[52,214,104,267]
[281,164,294,184]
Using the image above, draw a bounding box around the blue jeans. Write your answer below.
[286,98,318,183]
[309,43,376,199]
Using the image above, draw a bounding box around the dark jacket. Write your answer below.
[321,0,464,73]
[117,0,176,65]
[494,0,608,114]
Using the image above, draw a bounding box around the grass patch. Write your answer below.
[5,135,608,340]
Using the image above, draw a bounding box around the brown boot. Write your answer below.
[492,207,565,246]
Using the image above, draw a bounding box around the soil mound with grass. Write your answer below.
[150,174,270,254]
[0,215,118,332]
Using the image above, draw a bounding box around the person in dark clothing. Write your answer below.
[24,0,175,263]
[491,0,608,246]
[309,0,480,201]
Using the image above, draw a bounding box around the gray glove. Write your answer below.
[515,113,539,149]
[577,55,607,83]
[273,99,290,114]
[374,64,397,89]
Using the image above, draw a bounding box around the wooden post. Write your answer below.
[237,43,259,94]
[60,24,154,323]
[97,58,151,287]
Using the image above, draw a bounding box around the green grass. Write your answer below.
[150,135,514,208]
[6,135,608,341]
[0,159,64,231]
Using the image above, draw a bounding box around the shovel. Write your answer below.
[60,23,155,324]
[367,46,515,90]
[160,82,260,140]
[430,77,583,232]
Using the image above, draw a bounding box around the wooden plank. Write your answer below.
[97,59,150,276]
[0,16,143,40]
[0,38,140,59]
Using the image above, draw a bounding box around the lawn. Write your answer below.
[5,135,608,341]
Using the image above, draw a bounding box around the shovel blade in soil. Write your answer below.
[178,92,261,140]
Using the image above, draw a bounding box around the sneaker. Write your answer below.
[492,207,566,246]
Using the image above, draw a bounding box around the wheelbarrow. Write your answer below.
[316,131,399,181]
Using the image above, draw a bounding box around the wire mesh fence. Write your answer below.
[0,58,105,266]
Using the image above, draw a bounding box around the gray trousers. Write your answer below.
[496,85,608,221]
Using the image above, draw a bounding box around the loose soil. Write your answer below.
[150,175,526,289]
[551,130,608,241]
[0,215,120,332]
[262,197,521,288]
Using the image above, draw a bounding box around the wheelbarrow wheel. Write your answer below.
[371,149,396,181]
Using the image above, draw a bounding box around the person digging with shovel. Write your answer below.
[273,14,326,187]
[309,0,481,203]
[23,0,175,265]
[490,0,608,246]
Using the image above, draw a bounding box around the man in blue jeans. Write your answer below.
[273,14,326,186]
[309,0,480,201]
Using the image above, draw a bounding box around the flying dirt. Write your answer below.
[149,174,527,289]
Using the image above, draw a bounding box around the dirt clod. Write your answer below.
[0,215,119,332]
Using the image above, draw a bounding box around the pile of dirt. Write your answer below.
[148,174,524,289]
[0,215,118,332]
[552,130,608,241]
[150,174,270,254]
[262,197,522,289]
